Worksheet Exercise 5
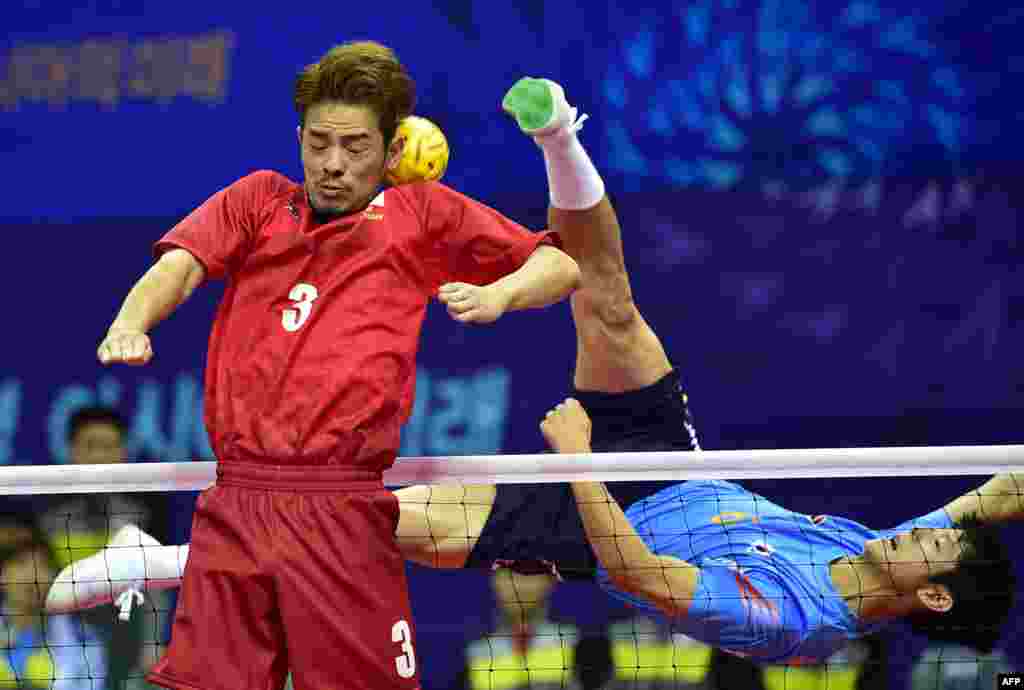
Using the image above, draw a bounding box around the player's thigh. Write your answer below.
[148,487,287,690]
[277,489,421,690]
[395,484,496,568]
[570,291,672,392]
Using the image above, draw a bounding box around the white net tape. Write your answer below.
[0,445,1022,494]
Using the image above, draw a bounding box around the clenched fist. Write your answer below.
[540,398,592,454]
[438,282,510,324]
[97,329,153,366]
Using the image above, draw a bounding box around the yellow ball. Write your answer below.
[386,115,450,185]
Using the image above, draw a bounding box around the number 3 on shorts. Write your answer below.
[282,283,318,332]
[392,619,416,679]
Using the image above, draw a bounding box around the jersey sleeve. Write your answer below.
[685,561,793,655]
[877,507,955,537]
[416,182,558,288]
[154,170,282,280]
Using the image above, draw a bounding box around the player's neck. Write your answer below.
[830,556,916,623]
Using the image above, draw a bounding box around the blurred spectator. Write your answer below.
[39,407,148,560]
[910,643,1012,690]
[758,636,888,690]
[0,518,106,690]
[38,407,169,690]
[461,570,719,689]
[602,616,713,689]
[459,569,897,690]
[462,570,577,689]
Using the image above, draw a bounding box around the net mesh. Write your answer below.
[443,475,1021,690]
[0,468,1020,690]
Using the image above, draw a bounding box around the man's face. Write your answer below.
[1,547,53,613]
[862,527,966,592]
[70,421,124,465]
[299,101,397,215]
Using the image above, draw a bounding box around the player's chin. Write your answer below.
[310,188,351,211]
[314,198,351,214]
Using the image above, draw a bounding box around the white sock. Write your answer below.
[535,121,606,211]
[178,544,190,571]
[138,544,189,586]
[162,543,189,582]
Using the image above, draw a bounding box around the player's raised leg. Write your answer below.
[46,525,187,615]
[45,483,498,617]
[503,78,671,393]
[393,484,496,568]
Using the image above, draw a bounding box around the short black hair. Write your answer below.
[0,516,61,581]
[907,514,1016,653]
[66,406,127,443]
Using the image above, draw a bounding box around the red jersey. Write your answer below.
[157,171,553,470]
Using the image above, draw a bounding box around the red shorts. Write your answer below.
[147,464,421,690]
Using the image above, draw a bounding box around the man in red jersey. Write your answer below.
[94,41,579,690]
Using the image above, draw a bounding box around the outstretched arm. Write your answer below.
[942,473,1024,525]
[97,248,205,365]
[439,245,579,324]
[540,398,698,618]
[487,244,580,312]
[570,480,698,617]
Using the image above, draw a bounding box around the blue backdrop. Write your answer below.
[2,1,1022,688]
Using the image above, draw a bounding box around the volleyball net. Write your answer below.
[0,446,1021,690]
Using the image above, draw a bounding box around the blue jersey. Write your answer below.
[0,613,106,690]
[597,480,953,664]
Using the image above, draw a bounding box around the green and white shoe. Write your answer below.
[502,77,587,139]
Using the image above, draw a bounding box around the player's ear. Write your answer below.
[386,135,406,171]
[916,583,954,614]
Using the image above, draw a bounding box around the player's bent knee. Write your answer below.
[573,290,639,330]
[598,299,640,329]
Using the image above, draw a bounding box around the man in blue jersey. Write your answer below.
[538,398,1019,663]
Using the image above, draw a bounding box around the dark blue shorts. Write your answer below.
[464,369,699,580]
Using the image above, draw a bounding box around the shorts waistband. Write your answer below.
[216,463,384,492]
[571,369,683,414]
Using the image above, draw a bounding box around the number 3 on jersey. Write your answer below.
[392,619,416,679]
[282,283,318,332]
